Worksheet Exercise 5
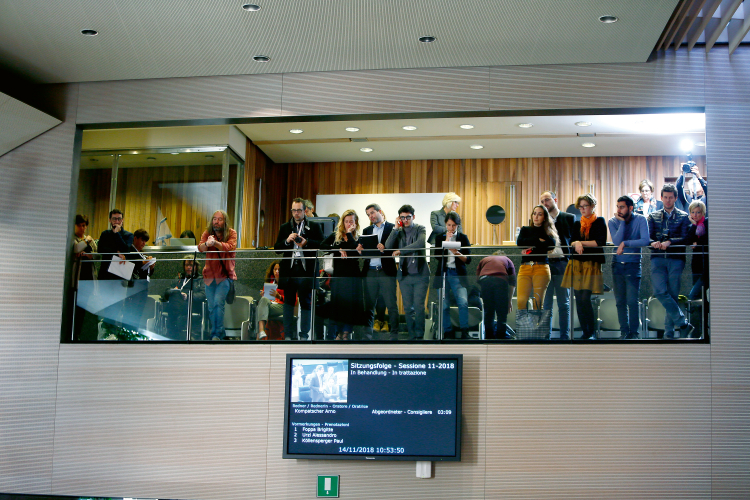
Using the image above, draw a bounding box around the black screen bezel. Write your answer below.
[282,353,463,461]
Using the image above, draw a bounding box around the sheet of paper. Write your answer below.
[107,255,135,280]
[141,257,156,271]
[263,283,278,300]
[73,241,89,253]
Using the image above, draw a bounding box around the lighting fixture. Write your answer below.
[253,55,270,62]
[360,147,373,153]
[418,36,436,43]
[242,4,261,11]
[146,157,156,160]
[470,144,484,150]
[459,124,474,130]
[205,154,214,158]
[402,125,417,131]
[345,127,360,132]
[171,152,180,155]
[599,15,618,24]
[680,139,694,152]
[696,141,706,147]
[289,129,304,134]
[81,29,98,36]
[517,123,533,128]
[575,121,592,127]
[581,142,596,148]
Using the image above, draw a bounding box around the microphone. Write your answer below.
[155,233,173,243]
[159,217,167,224]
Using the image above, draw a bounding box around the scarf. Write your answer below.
[579,214,597,239]
[694,216,706,238]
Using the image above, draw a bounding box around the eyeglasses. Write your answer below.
[291,209,304,213]
[110,217,123,221]
[399,215,413,221]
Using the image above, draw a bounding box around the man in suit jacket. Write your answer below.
[309,365,326,402]
[274,197,323,340]
[540,191,575,340]
[358,203,399,340]
[385,204,430,340]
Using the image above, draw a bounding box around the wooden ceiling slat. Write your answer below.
[674,0,709,49]
[705,0,743,52]
[656,0,691,50]
[687,0,724,50]
[728,13,750,55]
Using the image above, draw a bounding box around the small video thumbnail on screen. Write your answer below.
[290,359,348,403]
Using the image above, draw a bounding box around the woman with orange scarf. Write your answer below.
[561,194,607,339]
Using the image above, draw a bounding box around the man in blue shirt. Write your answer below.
[608,196,650,339]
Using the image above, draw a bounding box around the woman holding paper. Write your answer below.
[256,260,291,340]
[432,211,472,339]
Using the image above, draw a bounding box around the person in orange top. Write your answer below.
[198,210,237,340]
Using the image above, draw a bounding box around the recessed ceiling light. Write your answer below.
[680,139,694,152]
[81,29,98,36]
[345,127,360,132]
[253,55,270,62]
[581,142,596,148]
[599,15,618,23]
[470,144,484,150]
[289,129,303,134]
[146,157,156,160]
[360,147,373,153]
[205,154,214,158]
[517,123,534,128]
[171,152,180,155]
[402,125,417,131]
[575,121,592,127]
[459,124,474,130]
[418,36,436,43]
[242,4,261,11]
[696,141,706,147]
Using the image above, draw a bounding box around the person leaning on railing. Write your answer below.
[516,205,557,311]
[561,194,607,340]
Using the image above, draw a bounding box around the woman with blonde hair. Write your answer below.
[561,194,607,339]
[516,205,559,310]
[428,192,462,244]
[321,209,365,340]
[687,200,708,301]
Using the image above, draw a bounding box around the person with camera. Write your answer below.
[647,184,693,339]
[676,163,707,213]
[274,198,323,340]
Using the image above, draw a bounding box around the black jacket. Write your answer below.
[570,217,607,264]
[361,221,397,277]
[274,217,323,283]
[432,232,472,288]
[553,211,575,259]
[648,208,691,260]
[516,225,554,264]
[97,228,134,280]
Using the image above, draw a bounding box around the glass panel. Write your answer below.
[226,149,244,245]
[113,151,224,245]
[76,154,113,238]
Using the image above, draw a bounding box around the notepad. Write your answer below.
[263,283,278,300]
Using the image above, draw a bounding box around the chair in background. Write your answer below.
[222,296,254,340]
[644,296,666,338]
[594,293,626,338]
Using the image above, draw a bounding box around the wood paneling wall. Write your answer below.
[244,140,288,248]
[282,155,706,245]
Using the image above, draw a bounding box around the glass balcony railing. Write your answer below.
[68,244,708,342]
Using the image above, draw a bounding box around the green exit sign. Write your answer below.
[317,475,340,498]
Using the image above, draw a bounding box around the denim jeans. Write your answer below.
[543,259,570,338]
[399,273,429,339]
[206,279,231,337]
[651,257,686,337]
[441,268,469,332]
[612,262,642,337]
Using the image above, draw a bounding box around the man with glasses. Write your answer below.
[97,208,134,280]
[274,198,323,340]
[385,205,429,340]
[540,191,574,340]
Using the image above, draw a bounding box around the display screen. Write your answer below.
[283,354,462,461]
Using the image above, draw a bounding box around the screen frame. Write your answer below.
[282,353,463,461]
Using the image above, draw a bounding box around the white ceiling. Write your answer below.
[237,113,706,162]
[0,0,679,84]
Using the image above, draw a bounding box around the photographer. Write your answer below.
[676,163,707,213]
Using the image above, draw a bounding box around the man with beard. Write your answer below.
[198,210,237,340]
[274,198,323,340]
[539,191,574,339]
